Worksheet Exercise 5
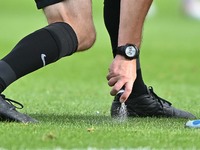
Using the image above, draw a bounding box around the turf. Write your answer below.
[0,0,200,149]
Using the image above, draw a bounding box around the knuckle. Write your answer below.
[125,87,132,93]
[114,83,122,91]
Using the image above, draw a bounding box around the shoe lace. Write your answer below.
[1,94,23,109]
[148,86,172,107]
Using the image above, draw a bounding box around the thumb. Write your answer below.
[119,83,132,103]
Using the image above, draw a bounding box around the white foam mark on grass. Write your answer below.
[117,102,127,122]
[114,90,127,122]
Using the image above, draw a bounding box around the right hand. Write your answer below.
[106,55,137,102]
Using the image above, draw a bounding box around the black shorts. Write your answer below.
[35,0,64,9]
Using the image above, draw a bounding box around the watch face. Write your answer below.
[125,46,136,57]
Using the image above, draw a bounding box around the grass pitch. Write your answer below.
[0,0,200,149]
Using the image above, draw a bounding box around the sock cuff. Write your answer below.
[0,60,17,87]
[44,22,78,58]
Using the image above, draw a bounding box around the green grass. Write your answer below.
[1,0,200,149]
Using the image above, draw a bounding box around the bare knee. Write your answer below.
[63,15,96,51]
[43,1,96,52]
[77,26,96,51]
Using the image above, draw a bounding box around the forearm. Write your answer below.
[118,0,153,48]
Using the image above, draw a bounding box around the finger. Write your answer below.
[106,73,114,81]
[110,80,124,96]
[108,76,118,86]
[120,82,133,102]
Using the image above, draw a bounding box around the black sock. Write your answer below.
[0,22,78,93]
[104,0,147,97]
[129,59,147,98]
[104,0,120,57]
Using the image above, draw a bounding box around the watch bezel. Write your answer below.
[116,44,139,60]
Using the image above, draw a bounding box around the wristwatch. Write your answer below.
[116,44,139,60]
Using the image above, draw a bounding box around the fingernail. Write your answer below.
[120,98,125,103]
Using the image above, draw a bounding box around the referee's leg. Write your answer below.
[43,0,96,51]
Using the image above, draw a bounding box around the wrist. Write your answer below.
[115,55,137,65]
